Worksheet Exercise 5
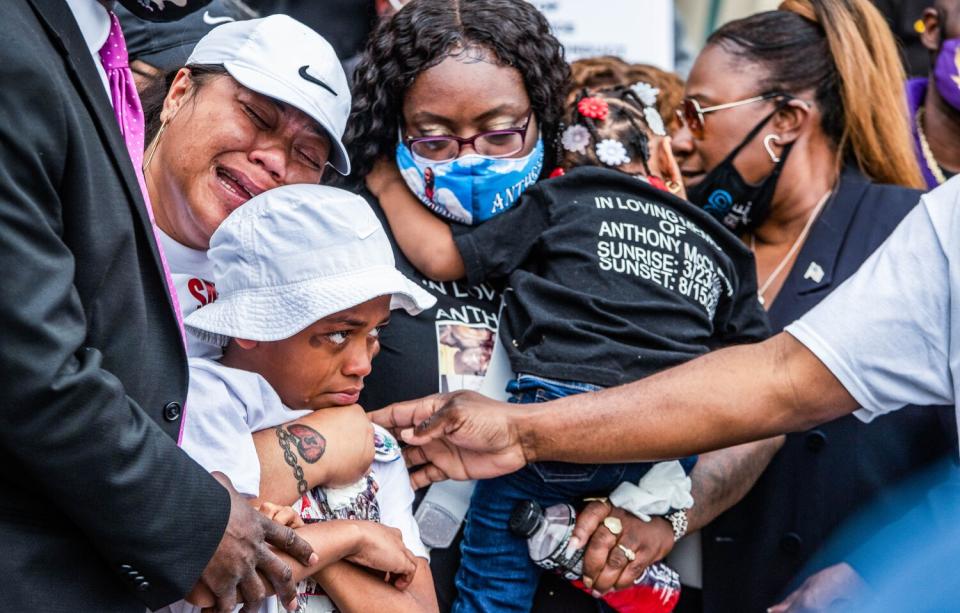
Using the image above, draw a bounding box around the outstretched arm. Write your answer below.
[373,332,854,486]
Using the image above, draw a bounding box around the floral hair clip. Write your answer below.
[561,86,666,172]
[630,82,659,107]
[628,81,667,137]
[577,96,609,120]
[596,139,631,167]
[561,124,591,154]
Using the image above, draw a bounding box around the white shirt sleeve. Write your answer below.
[181,360,262,498]
[374,459,429,561]
[786,193,956,421]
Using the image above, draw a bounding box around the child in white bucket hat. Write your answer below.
[168,184,438,613]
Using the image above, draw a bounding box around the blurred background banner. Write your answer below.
[529,0,675,68]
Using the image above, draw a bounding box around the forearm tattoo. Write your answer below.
[275,424,327,495]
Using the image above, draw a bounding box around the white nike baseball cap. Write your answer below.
[184,184,436,345]
[187,14,352,175]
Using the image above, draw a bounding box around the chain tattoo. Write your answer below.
[276,426,309,495]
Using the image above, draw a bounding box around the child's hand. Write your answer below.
[344,520,419,590]
[365,156,405,199]
[258,501,305,529]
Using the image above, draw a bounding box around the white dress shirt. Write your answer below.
[64,0,111,97]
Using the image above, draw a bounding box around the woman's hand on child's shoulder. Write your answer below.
[342,520,419,590]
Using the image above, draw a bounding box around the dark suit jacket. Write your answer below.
[0,1,229,610]
[700,168,957,612]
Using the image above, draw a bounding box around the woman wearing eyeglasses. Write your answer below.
[666,1,957,610]
[344,1,578,611]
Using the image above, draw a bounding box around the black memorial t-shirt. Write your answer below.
[454,166,770,388]
[359,189,504,411]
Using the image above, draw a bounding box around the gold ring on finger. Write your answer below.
[583,497,611,507]
[602,516,623,536]
[616,543,636,562]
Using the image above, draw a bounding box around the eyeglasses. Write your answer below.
[676,93,788,139]
[404,111,535,162]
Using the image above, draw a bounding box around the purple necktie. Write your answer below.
[99,13,186,346]
[100,13,188,443]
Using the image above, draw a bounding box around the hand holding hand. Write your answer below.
[370,391,530,489]
[571,500,675,595]
[257,501,305,529]
[199,473,317,612]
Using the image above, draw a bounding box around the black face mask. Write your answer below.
[687,108,792,234]
[115,0,213,22]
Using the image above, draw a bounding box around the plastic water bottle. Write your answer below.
[509,500,682,613]
[415,480,477,548]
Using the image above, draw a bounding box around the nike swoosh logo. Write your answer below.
[299,66,338,96]
[202,11,235,25]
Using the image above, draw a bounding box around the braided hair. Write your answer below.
[345,0,570,180]
[563,86,661,175]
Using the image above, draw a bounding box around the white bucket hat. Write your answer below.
[186,14,352,174]
[185,184,436,345]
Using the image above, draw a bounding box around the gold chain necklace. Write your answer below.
[916,107,947,186]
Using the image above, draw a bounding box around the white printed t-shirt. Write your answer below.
[786,176,960,445]
[157,229,222,359]
[166,358,426,613]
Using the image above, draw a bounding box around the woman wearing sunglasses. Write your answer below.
[667,1,957,610]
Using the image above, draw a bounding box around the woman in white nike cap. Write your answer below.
[139,13,353,359]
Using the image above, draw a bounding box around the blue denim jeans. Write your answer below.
[452,374,697,613]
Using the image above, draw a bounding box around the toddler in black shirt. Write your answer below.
[381,85,769,612]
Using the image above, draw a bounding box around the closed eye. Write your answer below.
[297,147,322,169]
[243,104,269,129]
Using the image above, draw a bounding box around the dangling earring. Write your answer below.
[143,120,168,171]
[762,134,781,163]
[665,179,682,194]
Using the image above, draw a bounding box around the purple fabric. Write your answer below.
[934,39,960,111]
[100,13,188,441]
[906,77,939,190]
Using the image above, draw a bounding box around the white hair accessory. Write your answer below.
[595,139,631,167]
[630,81,660,107]
[644,106,667,137]
[560,124,591,154]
